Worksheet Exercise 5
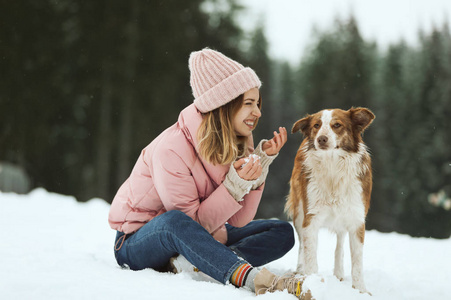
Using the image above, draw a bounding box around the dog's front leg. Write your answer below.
[349,226,369,294]
[334,231,345,281]
[293,215,305,274]
[302,221,319,275]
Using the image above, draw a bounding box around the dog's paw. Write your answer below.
[352,285,372,296]
[295,265,305,275]
[333,270,344,281]
[335,275,344,282]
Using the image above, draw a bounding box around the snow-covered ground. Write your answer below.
[1,188,450,300]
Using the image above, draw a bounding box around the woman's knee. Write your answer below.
[160,210,189,221]
[273,220,295,251]
[156,210,191,224]
[156,210,201,233]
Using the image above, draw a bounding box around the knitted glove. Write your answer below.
[223,162,257,202]
[251,139,278,190]
[223,140,278,202]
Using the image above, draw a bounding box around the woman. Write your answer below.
[108,48,310,298]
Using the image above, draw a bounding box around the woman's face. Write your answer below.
[233,88,261,137]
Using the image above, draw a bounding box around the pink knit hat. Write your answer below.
[189,48,261,113]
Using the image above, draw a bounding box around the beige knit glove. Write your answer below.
[251,139,278,190]
[223,162,257,202]
[223,140,278,202]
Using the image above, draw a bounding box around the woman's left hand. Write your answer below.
[262,127,287,156]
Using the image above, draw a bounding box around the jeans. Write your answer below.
[114,210,294,284]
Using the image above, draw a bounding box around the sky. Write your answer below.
[1,188,450,299]
[239,0,451,64]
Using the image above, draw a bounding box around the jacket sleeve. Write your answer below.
[152,148,243,234]
[227,183,264,227]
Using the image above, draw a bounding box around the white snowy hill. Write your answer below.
[1,188,450,299]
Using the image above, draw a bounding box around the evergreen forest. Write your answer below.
[1,0,450,238]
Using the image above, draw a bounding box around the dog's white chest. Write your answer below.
[305,150,366,231]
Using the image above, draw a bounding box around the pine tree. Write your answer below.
[370,42,411,231]
[298,17,376,113]
[398,26,451,238]
[0,0,247,202]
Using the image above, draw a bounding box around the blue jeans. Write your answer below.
[114,210,294,284]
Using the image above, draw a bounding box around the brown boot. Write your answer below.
[254,268,313,299]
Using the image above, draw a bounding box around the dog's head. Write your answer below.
[292,107,375,152]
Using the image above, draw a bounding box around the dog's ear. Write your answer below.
[349,107,375,133]
[292,116,311,136]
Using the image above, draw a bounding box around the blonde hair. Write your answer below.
[197,94,262,165]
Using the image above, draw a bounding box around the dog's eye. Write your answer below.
[314,123,320,129]
[333,123,341,128]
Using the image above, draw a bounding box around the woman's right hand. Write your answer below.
[233,156,262,181]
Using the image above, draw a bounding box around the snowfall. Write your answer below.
[1,188,450,300]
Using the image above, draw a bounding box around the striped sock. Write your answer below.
[243,267,259,292]
[230,263,253,288]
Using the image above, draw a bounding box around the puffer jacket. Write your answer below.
[108,103,264,244]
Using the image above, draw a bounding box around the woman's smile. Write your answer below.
[244,119,255,129]
[233,88,261,137]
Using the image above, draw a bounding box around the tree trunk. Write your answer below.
[117,0,140,187]
[95,60,113,201]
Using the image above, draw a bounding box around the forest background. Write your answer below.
[1,0,450,238]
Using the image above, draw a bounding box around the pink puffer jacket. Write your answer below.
[108,104,264,244]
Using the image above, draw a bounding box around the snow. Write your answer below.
[1,188,450,299]
[242,154,261,168]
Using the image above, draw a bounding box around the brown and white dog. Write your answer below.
[285,107,375,294]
